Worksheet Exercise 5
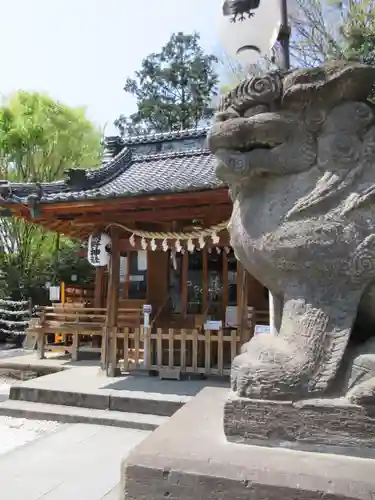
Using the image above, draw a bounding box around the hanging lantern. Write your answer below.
[162,239,169,252]
[219,0,282,66]
[129,234,136,247]
[150,239,157,251]
[141,237,148,250]
[87,233,111,267]
[187,238,195,253]
[212,231,220,245]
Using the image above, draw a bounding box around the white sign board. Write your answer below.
[143,313,150,328]
[129,275,144,282]
[254,325,271,335]
[143,304,152,314]
[225,306,237,327]
[204,320,222,331]
[49,286,60,302]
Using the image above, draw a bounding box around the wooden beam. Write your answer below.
[41,188,229,215]
[72,204,231,226]
[8,188,231,242]
[103,227,121,376]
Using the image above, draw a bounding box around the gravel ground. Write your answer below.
[0,349,61,456]
[0,372,28,397]
[0,373,60,458]
[0,416,60,456]
[0,347,28,359]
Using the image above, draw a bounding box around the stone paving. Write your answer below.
[0,422,149,500]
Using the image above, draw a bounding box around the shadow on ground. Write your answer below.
[103,374,229,397]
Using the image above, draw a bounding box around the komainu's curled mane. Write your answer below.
[208,61,375,404]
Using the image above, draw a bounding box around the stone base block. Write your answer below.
[121,387,375,500]
[224,393,375,457]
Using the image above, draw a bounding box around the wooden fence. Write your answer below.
[29,305,142,360]
[28,305,255,377]
[118,327,240,377]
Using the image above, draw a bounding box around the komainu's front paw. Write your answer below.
[231,335,307,400]
[346,377,375,405]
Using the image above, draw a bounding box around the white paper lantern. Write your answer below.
[219,0,282,65]
[88,233,111,267]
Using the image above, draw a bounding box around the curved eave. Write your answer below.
[1,187,230,240]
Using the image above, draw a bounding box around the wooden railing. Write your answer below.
[118,327,241,377]
[28,305,142,360]
[27,304,264,378]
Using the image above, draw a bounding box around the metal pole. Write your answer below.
[277,0,291,70]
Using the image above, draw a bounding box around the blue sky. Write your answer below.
[0,0,222,135]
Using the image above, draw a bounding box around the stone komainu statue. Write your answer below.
[208,61,375,405]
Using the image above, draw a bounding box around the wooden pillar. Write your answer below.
[181,251,188,314]
[222,249,228,324]
[202,247,208,315]
[93,268,105,348]
[237,261,243,325]
[102,228,121,376]
[94,267,105,308]
[123,251,131,299]
[237,261,249,344]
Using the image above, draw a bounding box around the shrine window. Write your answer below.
[207,249,223,320]
[129,251,147,299]
[169,251,183,313]
[187,250,203,314]
[119,251,147,299]
[227,249,237,306]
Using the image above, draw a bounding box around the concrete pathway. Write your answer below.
[0,423,148,500]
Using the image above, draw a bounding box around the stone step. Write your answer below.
[0,399,168,430]
[9,385,185,417]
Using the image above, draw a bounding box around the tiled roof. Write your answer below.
[108,127,209,147]
[0,128,223,205]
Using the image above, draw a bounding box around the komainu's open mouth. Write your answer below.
[207,113,290,155]
[238,143,273,153]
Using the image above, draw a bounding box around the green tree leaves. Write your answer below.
[115,32,219,136]
[0,91,102,300]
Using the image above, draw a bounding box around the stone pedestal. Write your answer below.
[224,392,375,457]
[121,387,375,500]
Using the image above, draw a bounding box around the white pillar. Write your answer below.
[269,291,276,335]
[269,291,282,335]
